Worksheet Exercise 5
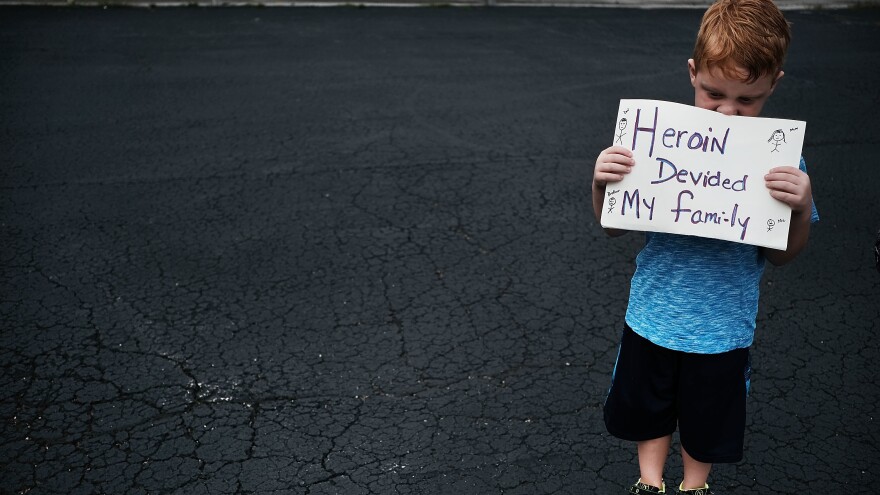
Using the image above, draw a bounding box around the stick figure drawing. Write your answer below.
[615,118,628,145]
[768,129,786,152]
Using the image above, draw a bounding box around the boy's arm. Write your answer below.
[762,166,813,266]
[593,146,634,237]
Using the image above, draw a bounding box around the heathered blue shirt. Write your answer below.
[625,157,819,354]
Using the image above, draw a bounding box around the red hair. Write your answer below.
[692,0,791,83]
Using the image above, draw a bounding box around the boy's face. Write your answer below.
[688,59,783,117]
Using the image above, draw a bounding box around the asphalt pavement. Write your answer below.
[1,6,879,495]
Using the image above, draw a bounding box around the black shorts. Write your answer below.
[603,324,750,464]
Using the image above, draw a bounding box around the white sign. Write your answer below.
[600,99,805,250]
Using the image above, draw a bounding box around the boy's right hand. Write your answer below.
[593,146,635,188]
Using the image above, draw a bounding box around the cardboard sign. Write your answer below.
[600,99,805,250]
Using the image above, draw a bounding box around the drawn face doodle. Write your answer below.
[618,118,627,131]
[767,219,776,231]
[608,197,617,206]
[772,130,784,143]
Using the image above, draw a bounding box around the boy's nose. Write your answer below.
[717,103,739,116]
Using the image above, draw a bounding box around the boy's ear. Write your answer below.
[771,70,785,91]
[688,59,697,87]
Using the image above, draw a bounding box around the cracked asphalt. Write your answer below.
[1,6,879,495]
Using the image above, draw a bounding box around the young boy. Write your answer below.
[591,1,819,494]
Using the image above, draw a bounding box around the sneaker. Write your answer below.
[628,480,666,494]
[676,483,713,495]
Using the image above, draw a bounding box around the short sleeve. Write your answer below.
[799,156,820,223]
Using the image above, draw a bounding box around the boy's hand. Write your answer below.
[763,166,814,266]
[591,146,634,235]
[593,146,634,187]
[764,166,812,214]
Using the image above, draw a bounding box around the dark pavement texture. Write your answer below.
[1,7,879,494]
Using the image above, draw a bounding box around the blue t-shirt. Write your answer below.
[625,157,819,354]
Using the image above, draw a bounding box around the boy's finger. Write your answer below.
[596,171,629,183]
[607,146,633,156]
[766,165,801,175]
[599,173,625,183]
[765,179,799,193]
[768,190,795,204]
[764,171,803,184]
[604,154,635,166]
[601,163,633,174]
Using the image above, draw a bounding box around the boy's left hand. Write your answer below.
[764,166,812,214]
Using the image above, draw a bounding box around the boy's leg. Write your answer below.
[605,324,679,491]
[680,445,711,490]
[638,435,672,488]
[678,347,749,465]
